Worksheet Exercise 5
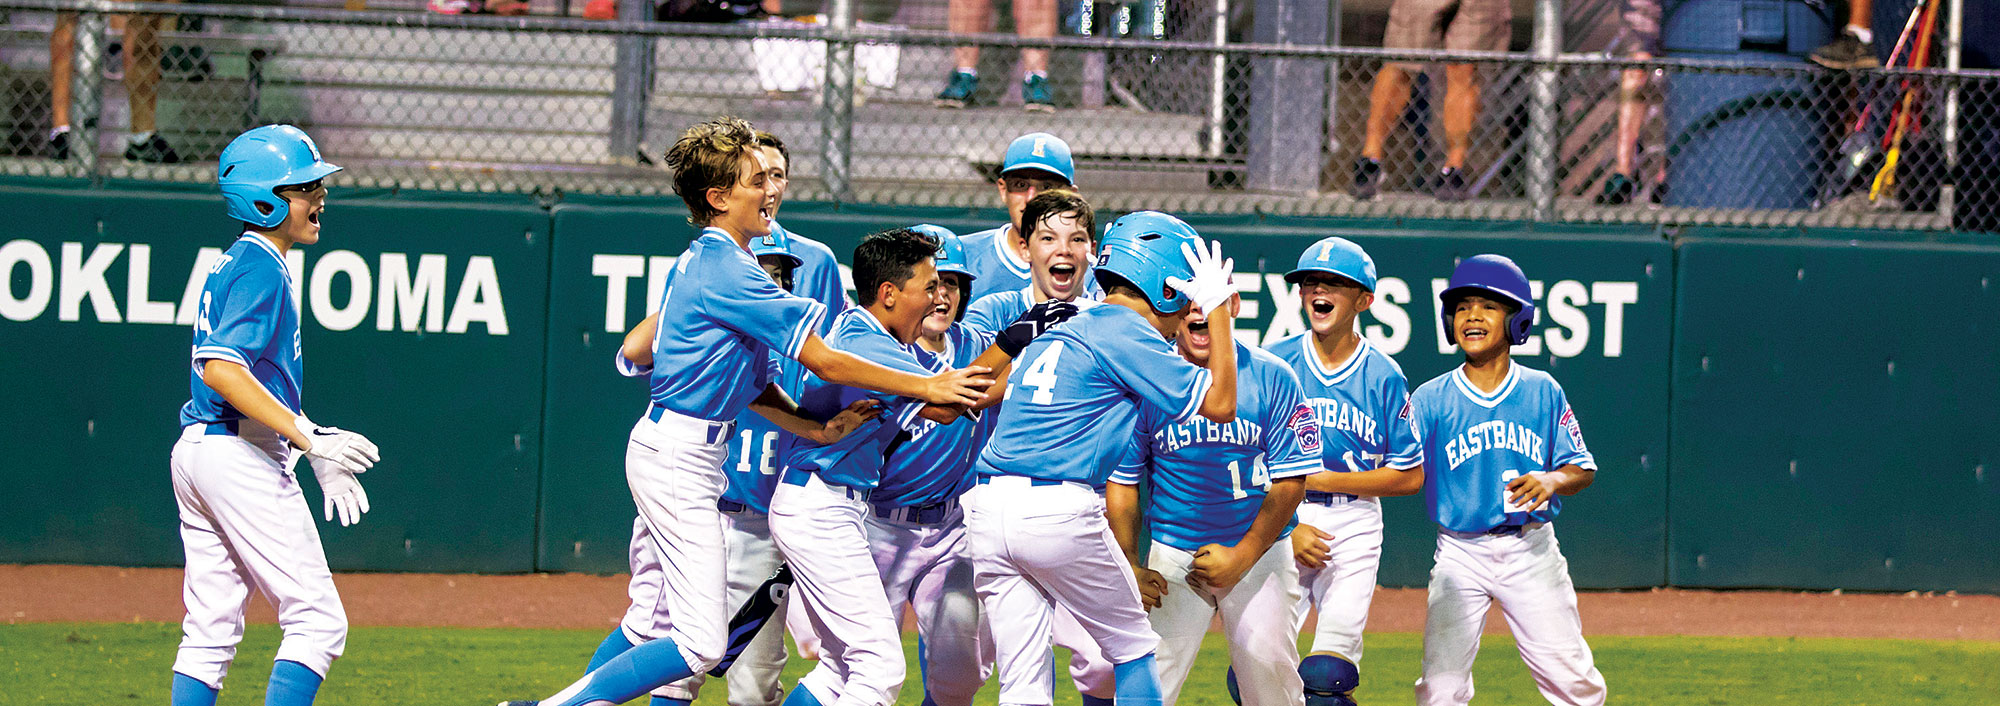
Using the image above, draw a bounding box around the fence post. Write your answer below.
[1941,0,1963,223]
[608,0,652,163]
[1245,0,1329,193]
[68,10,107,182]
[1525,0,1561,221]
[818,0,857,202]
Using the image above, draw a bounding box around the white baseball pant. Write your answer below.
[170,421,347,688]
[626,508,790,706]
[769,473,906,706]
[621,409,735,673]
[1292,497,1384,662]
[1414,523,1606,706]
[1148,540,1304,706]
[866,503,990,706]
[964,478,1159,706]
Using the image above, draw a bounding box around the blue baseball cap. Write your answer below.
[1001,133,1075,185]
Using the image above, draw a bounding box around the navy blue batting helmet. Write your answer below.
[1439,253,1535,346]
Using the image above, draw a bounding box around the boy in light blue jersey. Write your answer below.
[506,119,988,706]
[1106,292,1317,706]
[965,211,1239,706]
[171,125,381,706]
[1268,237,1422,700]
[961,133,1100,302]
[1408,254,1606,706]
[962,189,1100,335]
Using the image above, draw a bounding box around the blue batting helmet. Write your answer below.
[218,125,341,229]
[1301,654,1361,706]
[1094,211,1199,314]
[749,224,803,269]
[911,224,974,282]
[1001,132,1075,184]
[1285,236,1377,292]
[1440,253,1536,346]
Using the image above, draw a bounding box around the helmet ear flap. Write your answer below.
[1508,306,1535,346]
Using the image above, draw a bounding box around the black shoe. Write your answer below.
[1350,157,1382,200]
[1434,167,1469,202]
[1597,172,1636,205]
[49,130,71,161]
[124,134,181,163]
[1810,34,1879,70]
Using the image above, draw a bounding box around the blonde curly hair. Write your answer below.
[665,116,760,226]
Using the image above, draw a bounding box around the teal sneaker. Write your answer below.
[1023,74,1054,112]
[935,70,978,108]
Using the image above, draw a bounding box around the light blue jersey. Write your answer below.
[961,225,1031,301]
[180,233,302,427]
[1110,343,1320,551]
[781,308,933,490]
[773,221,850,334]
[1270,335,1423,480]
[976,304,1213,486]
[874,324,997,508]
[1411,363,1596,533]
[961,286,1103,335]
[646,228,827,422]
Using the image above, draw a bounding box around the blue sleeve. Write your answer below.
[804,250,850,336]
[1383,374,1423,468]
[193,268,282,369]
[1108,422,1152,486]
[1100,335,1213,425]
[703,256,828,360]
[613,350,652,377]
[1551,383,1596,471]
[1261,367,1321,480]
[961,292,1013,335]
[835,331,935,432]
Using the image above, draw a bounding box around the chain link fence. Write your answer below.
[3,0,1997,230]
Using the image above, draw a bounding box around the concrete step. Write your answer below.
[260,85,611,132]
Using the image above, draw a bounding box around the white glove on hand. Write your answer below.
[1165,240,1236,313]
[296,415,381,475]
[313,463,371,527]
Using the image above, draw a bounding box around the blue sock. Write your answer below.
[649,698,691,706]
[172,672,218,706]
[782,685,825,706]
[1081,695,1115,706]
[264,660,324,706]
[552,637,695,706]
[586,628,636,672]
[1112,654,1164,706]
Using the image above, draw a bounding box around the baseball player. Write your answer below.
[962,189,1099,334]
[962,133,1098,302]
[1106,291,1318,706]
[1269,237,1423,702]
[171,125,380,706]
[1409,254,1606,706]
[965,211,1238,706]
[502,118,989,706]
[585,131,852,706]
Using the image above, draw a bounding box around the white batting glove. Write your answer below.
[1165,239,1236,313]
[312,463,371,527]
[295,415,381,475]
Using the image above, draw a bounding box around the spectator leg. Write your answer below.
[950,0,994,71]
[1615,57,1650,177]
[1014,0,1056,75]
[50,12,75,128]
[1441,63,1477,170]
[1848,0,1874,37]
[126,13,163,136]
[1361,67,1413,161]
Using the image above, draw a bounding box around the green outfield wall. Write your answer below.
[1,185,1993,592]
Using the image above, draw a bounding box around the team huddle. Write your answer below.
[166,120,1608,706]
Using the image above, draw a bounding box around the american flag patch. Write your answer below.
[1560,406,1584,448]
[1289,404,1322,454]
[1398,399,1413,420]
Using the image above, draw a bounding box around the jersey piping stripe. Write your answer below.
[990,224,1030,278]
[783,300,827,359]
[1300,336,1368,387]
[192,346,251,368]
[1175,368,1214,424]
[1449,364,1521,409]
[1269,458,1322,477]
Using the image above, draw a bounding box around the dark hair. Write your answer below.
[1094,270,1147,302]
[854,228,941,307]
[1018,189,1095,244]
[754,131,790,168]
[664,116,759,226]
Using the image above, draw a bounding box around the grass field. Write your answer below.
[4,623,1994,705]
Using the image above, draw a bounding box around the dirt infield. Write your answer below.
[6,564,1996,641]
